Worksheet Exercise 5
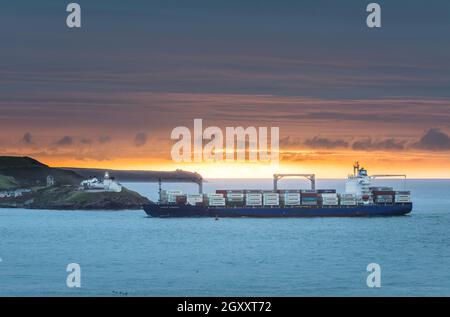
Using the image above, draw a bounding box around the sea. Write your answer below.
[0,179,449,296]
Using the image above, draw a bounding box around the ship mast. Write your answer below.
[353,161,360,176]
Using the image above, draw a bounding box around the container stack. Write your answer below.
[371,187,395,204]
[246,192,263,206]
[301,190,318,206]
[319,193,339,206]
[226,191,245,207]
[374,194,393,204]
[263,192,279,206]
[186,194,203,206]
[339,194,357,205]
[206,193,226,206]
[280,191,301,206]
[161,190,183,204]
[395,191,411,203]
[215,190,228,198]
[176,195,187,205]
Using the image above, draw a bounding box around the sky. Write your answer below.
[1,0,450,178]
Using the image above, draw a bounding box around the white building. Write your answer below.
[0,189,32,198]
[47,175,55,187]
[80,172,122,192]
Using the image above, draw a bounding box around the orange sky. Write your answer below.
[11,147,448,179]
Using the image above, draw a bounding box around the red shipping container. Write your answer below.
[215,190,228,198]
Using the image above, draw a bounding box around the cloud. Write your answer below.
[22,132,33,145]
[352,138,405,151]
[56,136,73,146]
[412,128,450,151]
[280,151,331,162]
[80,138,92,145]
[304,136,348,149]
[279,136,303,148]
[98,136,112,144]
[134,132,148,147]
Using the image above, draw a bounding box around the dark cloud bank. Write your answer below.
[286,129,450,152]
[134,132,148,147]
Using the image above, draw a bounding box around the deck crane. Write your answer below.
[273,173,316,191]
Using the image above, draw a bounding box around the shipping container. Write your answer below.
[209,193,224,199]
[317,189,337,194]
[320,193,338,198]
[340,200,357,206]
[282,193,301,206]
[321,199,339,206]
[207,198,226,206]
[278,189,301,195]
[395,191,411,195]
[246,193,262,206]
[372,191,396,196]
[263,193,279,206]
[186,194,203,206]
[215,190,228,198]
[176,195,187,205]
[227,193,244,200]
[301,190,318,194]
[395,194,410,203]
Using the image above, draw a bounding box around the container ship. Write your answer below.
[143,163,412,218]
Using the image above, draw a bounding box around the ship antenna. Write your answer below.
[158,177,162,204]
[353,161,360,176]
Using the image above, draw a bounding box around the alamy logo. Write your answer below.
[366,263,381,288]
[171,119,279,164]
[366,3,382,28]
[66,263,81,288]
[66,3,81,28]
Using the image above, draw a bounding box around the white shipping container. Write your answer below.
[246,194,262,204]
[161,190,184,203]
[162,190,183,195]
[187,194,202,199]
[246,193,262,206]
[320,193,338,199]
[283,193,301,205]
[284,201,300,206]
[208,193,224,199]
[283,193,300,199]
[322,198,339,202]
[263,193,279,206]
[166,194,179,203]
[395,195,410,202]
[284,193,300,196]
[207,197,226,206]
[322,200,338,206]
[187,194,203,205]
[340,201,357,206]
[246,203,262,206]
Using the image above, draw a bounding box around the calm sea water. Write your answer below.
[0,179,449,296]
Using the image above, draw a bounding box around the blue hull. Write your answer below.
[143,203,412,218]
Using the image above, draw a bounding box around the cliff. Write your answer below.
[0,156,150,210]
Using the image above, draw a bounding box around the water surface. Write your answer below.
[0,179,449,296]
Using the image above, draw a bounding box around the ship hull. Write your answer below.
[143,203,412,218]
